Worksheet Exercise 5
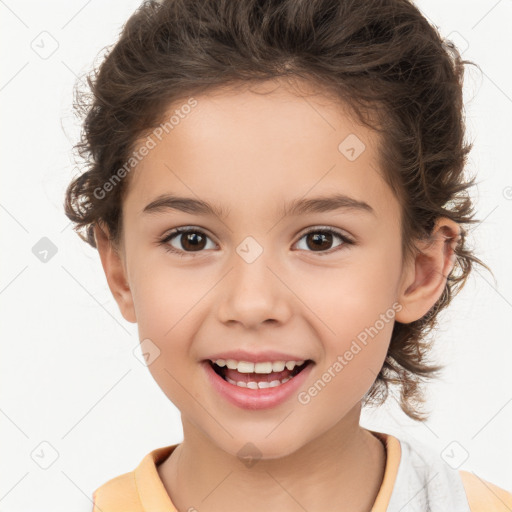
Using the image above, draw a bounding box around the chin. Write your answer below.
[215,432,308,463]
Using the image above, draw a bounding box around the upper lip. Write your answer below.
[204,349,313,363]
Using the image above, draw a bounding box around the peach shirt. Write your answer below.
[92,430,512,511]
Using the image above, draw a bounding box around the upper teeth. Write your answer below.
[213,359,305,373]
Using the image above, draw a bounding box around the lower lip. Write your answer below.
[202,360,314,410]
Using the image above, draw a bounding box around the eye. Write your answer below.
[159,227,216,257]
[294,227,354,255]
[158,226,354,258]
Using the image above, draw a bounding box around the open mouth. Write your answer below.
[208,359,314,389]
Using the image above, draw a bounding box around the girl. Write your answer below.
[64,0,512,510]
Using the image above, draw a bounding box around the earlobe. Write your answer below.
[395,217,460,324]
[93,222,137,324]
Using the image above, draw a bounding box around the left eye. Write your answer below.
[294,228,354,255]
[159,227,354,257]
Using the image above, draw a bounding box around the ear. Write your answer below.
[395,217,461,324]
[93,222,137,324]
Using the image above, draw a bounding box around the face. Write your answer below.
[113,79,409,459]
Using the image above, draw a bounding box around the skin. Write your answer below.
[93,77,460,512]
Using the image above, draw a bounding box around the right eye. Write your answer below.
[159,227,217,257]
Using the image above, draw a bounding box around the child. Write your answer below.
[64,0,512,510]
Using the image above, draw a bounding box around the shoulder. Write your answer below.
[373,431,512,512]
[90,444,178,512]
[459,470,512,512]
[92,471,141,512]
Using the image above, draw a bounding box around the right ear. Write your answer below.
[93,222,137,324]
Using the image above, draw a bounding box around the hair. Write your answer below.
[64,0,492,421]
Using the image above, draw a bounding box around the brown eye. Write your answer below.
[160,227,215,256]
[305,232,334,251]
[295,228,353,255]
[179,231,207,251]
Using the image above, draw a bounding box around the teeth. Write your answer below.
[226,376,292,388]
[272,361,286,372]
[255,362,273,373]
[211,358,308,389]
[214,358,305,373]
[237,361,255,373]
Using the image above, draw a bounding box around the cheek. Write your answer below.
[131,272,202,410]
[299,297,395,420]
[295,247,401,385]
[128,270,203,403]
[130,255,207,337]
[301,251,401,338]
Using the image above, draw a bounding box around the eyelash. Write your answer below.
[158,226,355,258]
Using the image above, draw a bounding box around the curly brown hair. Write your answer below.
[64,0,491,421]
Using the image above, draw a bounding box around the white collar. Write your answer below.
[387,434,471,512]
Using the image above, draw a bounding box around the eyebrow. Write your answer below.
[141,193,375,218]
[279,194,375,217]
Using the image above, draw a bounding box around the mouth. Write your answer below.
[207,359,314,389]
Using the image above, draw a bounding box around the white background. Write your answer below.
[1,0,511,510]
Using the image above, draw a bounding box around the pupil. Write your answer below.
[308,233,331,251]
[183,232,205,251]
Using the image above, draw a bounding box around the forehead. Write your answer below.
[123,79,399,225]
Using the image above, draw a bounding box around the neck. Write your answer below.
[158,407,387,512]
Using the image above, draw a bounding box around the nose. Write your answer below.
[216,247,293,329]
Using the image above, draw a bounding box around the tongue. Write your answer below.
[223,366,294,383]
